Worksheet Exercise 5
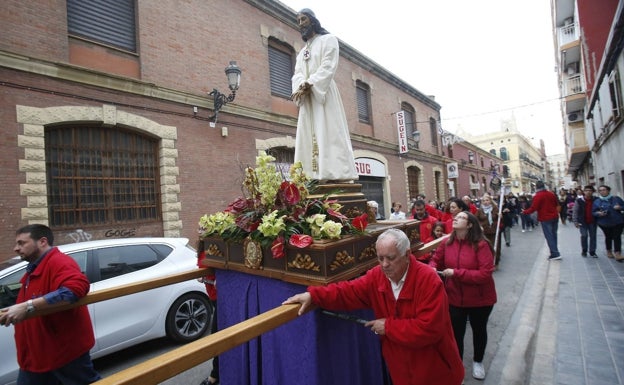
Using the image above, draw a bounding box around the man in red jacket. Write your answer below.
[0,224,100,385]
[522,181,562,260]
[412,200,438,263]
[283,228,464,385]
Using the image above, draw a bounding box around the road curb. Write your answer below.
[528,257,559,384]
[497,247,551,385]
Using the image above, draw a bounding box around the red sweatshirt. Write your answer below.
[15,247,94,372]
[523,189,560,222]
[308,256,464,385]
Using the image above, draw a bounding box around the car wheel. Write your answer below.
[165,292,211,343]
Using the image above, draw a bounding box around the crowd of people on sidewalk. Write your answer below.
[357,181,623,383]
[389,181,624,262]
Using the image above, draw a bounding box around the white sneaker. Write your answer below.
[522,229,526,233]
[472,362,485,380]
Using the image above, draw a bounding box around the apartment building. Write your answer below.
[551,0,623,193]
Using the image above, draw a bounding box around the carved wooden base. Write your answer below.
[201,220,423,286]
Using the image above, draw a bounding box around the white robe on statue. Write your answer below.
[292,33,358,181]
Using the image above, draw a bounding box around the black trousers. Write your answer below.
[449,305,494,363]
[598,223,624,252]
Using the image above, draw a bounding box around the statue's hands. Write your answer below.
[291,82,313,104]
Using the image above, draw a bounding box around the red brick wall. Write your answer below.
[0,1,447,259]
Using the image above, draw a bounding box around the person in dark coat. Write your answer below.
[573,185,597,257]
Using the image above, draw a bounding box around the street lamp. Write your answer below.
[208,61,242,123]
[412,130,421,143]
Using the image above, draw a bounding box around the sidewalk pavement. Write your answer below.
[497,221,624,385]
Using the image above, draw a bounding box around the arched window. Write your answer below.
[401,102,417,148]
[46,125,161,227]
[500,147,509,161]
[429,118,438,148]
[489,149,497,156]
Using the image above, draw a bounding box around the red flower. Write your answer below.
[236,215,260,232]
[289,234,313,248]
[352,213,369,231]
[280,181,301,206]
[271,236,285,259]
[225,197,253,214]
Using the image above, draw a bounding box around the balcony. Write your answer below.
[564,75,584,96]
[567,126,590,173]
[558,23,579,47]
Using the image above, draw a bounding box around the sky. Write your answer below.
[279,0,565,155]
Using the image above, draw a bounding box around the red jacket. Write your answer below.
[15,247,94,372]
[417,215,438,245]
[523,189,559,222]
[308,256,464,385]
[430,239,497,307]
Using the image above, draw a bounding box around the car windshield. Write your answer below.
[0,258,25,308]
[0,257,23,271]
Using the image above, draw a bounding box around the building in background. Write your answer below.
[457,117,548,194]
[551,0,623,194]
[441,131,503,198]
[0,0,455,255]
[547,153,573,190]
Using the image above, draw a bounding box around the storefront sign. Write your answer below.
[355,158,385,177]
[396,110,408,154]
[447,162,459,179]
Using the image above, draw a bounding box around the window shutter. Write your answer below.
[269,46,293,98]
[356,86,370,123]
[67,0,136,52]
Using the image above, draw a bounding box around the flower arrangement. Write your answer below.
[199,152,368,259]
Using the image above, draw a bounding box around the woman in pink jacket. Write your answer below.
[430,211,497,381]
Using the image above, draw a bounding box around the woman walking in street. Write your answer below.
[430,211,497,381]
[476,194,501,268]
[592,185,624,261]
[501,195,515,247]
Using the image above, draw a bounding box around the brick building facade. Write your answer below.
[0,0,457,256]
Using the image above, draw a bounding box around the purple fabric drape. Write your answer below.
[217,270,385,384]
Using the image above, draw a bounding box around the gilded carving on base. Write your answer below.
[243,237,263,269]
[408,229,420,243]
[288,253,321,272]
[205,243,224,258]
[329,250,355,271]
[359,244,377,261]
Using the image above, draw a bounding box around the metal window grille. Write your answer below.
[267,147,295,177]
[407,167,420,198]
[67,0,137,52]
[45,126,161,227]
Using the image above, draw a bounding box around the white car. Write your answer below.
[0,237,211,385]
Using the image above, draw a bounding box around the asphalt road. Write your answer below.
[94,223,546,384]
[93,336,214,385]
